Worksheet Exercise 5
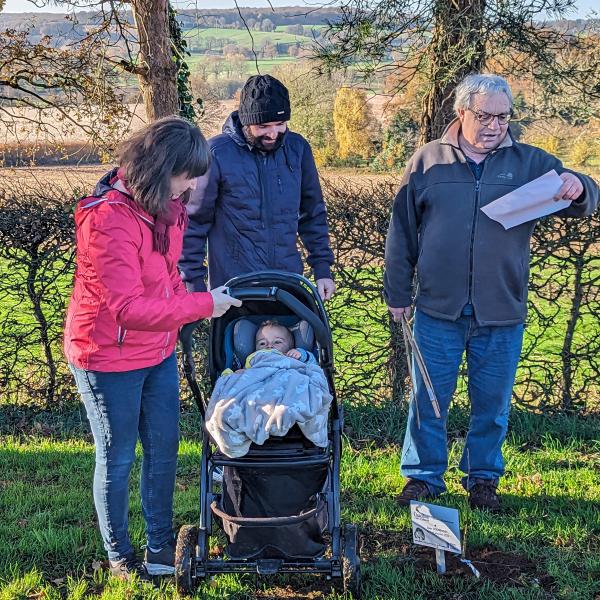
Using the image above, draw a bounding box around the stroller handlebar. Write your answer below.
[179,285,331,360]
[225,286,278,301]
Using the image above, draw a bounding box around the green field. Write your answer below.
[274,24,326,34]
[185,54,298,75]
[184,27,307,46]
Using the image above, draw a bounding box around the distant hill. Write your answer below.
[0,6,341,32]
[1,8,597,49]
[0,6,338,50]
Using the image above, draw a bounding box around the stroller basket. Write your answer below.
[215,462,328,559]
[212,495,327,560]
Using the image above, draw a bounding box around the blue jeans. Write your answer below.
[401,310,524,495]
[70,353,179,562]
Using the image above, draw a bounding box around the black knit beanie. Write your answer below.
[238,75,291,126]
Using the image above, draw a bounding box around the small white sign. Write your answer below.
[410,501,461,554]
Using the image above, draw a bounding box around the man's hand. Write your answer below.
[286,349,301,359]
[316,278,336,301]
[554,173,584,201]
[388,305,412,322]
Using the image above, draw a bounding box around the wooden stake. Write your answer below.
[435,548,446,574]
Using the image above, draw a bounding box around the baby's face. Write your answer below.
[255,325,293,353]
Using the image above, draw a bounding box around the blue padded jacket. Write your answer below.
[179,112,334,291]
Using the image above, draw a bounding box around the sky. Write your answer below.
[3,0,599,16]
[4,0,324,12]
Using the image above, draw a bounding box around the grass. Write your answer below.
[1,404,599,599]
[185,54,298,75]
[184,27,307,46]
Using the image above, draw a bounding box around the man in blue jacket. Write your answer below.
[180,75,336,300]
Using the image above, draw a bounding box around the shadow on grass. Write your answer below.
[343,398,600,448]
[0,401,206,442]
[1,441,598,599]
[2,393,599,449]
[342,486,600,529]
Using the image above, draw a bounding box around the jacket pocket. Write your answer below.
[518,258,529,302]
[504,258,526,303]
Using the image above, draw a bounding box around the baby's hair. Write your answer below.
[256,320,294,346]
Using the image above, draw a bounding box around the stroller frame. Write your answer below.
[176,271,360,596]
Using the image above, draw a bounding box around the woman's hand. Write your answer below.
[210,286,242,317]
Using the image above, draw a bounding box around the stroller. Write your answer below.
[176,271,361,597]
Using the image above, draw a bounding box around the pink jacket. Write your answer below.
[64,174,213,372]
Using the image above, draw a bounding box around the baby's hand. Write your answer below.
[286,349,301,359]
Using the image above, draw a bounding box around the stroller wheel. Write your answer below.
[175,525,198,595]
[342,524,361,598]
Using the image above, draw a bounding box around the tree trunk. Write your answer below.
[131,0,179,120]
[419,0,487,144]
[26,248,57,406]
[388,317,409,404]
[560,254,586,411]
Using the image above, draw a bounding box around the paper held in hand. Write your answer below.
[480,169,571,229]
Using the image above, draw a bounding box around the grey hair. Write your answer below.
[453,74,513,113]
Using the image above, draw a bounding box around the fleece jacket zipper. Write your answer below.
[466,157,488,305]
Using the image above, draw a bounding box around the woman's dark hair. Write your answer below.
[117,116,210,216]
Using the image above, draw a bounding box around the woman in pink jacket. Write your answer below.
[64,117,241,580]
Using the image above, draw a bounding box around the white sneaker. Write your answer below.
[144,542,175,576]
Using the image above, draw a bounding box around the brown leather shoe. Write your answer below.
[397,478,435,506]
[468,481,501,511]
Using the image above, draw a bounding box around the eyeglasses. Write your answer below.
[467,107,512,126]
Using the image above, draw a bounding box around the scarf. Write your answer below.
[115,168,187,255]
[153,197,186,255]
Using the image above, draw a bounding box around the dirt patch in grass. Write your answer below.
[413,546,554,590]
[362,526,555,591]
[254,576,335,599]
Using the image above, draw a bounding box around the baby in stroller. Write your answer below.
[249,319,315,364]
[205,318,331,458]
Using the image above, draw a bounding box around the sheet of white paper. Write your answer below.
[481,169,572,229]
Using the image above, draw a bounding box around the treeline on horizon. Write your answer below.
[0,6,340,29]
[1,6,597,33]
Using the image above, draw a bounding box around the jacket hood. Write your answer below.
[87,167,154,225]
[223,111,251,148]
[94,167,120,197]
